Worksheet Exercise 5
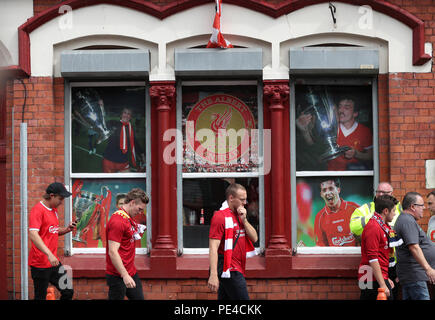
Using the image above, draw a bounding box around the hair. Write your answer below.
[124,188,149,205]
[427,190,435,198]
[374,194,398,214]
[225,183,246,200]
[338,95,359,112]
[116,193,127,205]
[402,191,422,210]
[42,193,51,200]
[319,177,341,189]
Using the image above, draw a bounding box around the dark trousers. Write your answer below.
[360,280,394,300]
[31,264,74,300]
[218,271,250,300]
[106,273,144,300]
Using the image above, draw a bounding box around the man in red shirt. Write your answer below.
[29,182,76,300]
[327,96,373,171]
[208,183,257,300]
[314,178,359,246]
[358,195,398,300]
[106,188,149,300]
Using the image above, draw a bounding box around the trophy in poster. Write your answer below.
[302,87,350,162]
[72,190,99,244]
[72,88,112,144]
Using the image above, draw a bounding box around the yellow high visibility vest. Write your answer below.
[350,202,402,237]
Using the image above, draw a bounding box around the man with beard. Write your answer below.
[314,178,359,246]
[327,96,373,171]
[296,96,373,171]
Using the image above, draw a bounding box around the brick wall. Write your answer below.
[388,72,435,229]
[6,77,67,299]
[42,278,360,300]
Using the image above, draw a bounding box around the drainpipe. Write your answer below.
[20,123,28,300]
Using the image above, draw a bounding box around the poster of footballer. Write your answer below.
[71,178,147,249]
[71,85,146,174]
[295,84,374,172]
[296,176,373,247]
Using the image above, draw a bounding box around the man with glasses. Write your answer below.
[350,182,401,241]
[394,191,435,300]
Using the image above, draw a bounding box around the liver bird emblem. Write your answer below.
[210,107,232,136]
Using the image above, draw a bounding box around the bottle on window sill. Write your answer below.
[200,208,204,225]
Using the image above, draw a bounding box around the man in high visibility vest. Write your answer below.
[351,181,402,299]
[350,182,401,238]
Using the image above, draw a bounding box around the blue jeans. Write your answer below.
[401,281,430,300]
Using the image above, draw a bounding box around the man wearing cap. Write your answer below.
[29,182,76,300]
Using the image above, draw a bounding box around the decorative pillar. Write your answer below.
[263,82,290,255]
[149,82,176,255]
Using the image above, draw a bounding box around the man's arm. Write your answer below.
[296,113,314,145]
[208,238,221,293]
[58,220,77,236]
[29,230,59,266]
[108,240,136,288]
[369,260,391,297]
[408,243,435,284]
[238,206,258,243]
[344,148,373,161]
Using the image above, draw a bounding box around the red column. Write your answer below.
[149,82,176,256]
[264,82,290,255]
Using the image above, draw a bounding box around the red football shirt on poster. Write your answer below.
[314,199,359,246]
[328,122,372,171]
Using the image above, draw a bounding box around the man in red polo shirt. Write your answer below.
[358,195,399,300]
[106,188,149,300]
[314,178,359,246]
[29,182,76,300]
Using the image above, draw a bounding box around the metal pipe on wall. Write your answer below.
[20,123,28,300]
[11,106,15,299]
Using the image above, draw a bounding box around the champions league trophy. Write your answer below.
[302,87,350,162]
[72,190,99,244]
[73,88,112,144]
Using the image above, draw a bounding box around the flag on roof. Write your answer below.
[206,0,233,48]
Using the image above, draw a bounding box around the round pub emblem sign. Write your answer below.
[186,94,255,165]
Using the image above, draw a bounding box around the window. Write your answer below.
[291,78,378,253]
[177,81,264,253]
[66,82,150,254]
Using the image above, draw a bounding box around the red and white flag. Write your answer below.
[206,0,233,48]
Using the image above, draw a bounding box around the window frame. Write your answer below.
[176,80,265,254]
[290,76,380,254]
[64,80,152,255]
